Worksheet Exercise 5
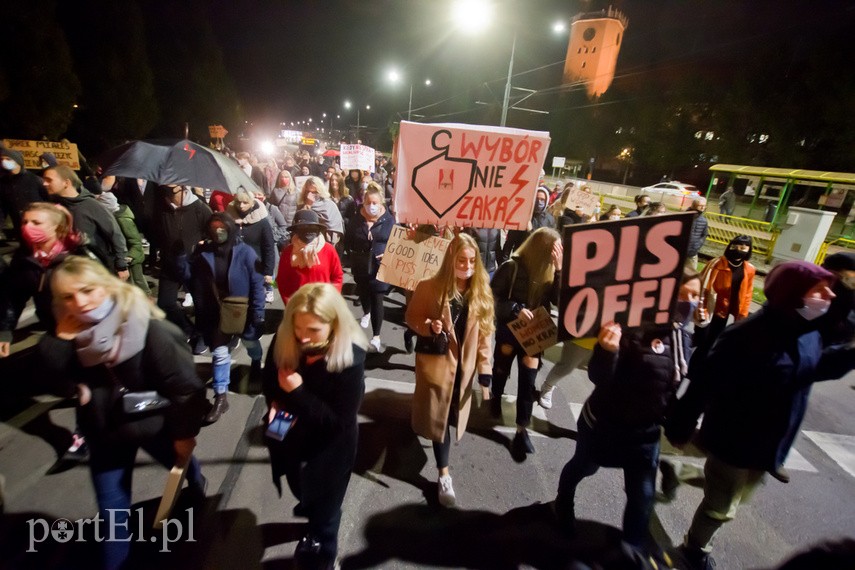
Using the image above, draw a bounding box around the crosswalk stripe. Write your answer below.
[782,448,818,473]
[803,431,855,478]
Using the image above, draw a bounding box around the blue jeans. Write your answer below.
[555,416,659,549]
[212,338,262,394]
[89,437,203,570]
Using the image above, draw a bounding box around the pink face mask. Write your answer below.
[22,223,52,245]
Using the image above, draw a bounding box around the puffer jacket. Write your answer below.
[686,211,709,257]
[466,228,501,274]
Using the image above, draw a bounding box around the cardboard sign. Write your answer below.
[340,144,375,173]
[394,121,551,230]
[558,212,694,340]
[208,125,228,138]
[508,306,558,356]
[2,138,80,170]
[565,187,601,216]
[294,175,311,193]
[377,225,451,290]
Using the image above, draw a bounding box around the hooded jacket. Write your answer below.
[226,198,276,276]
[0,148,47,235]
[53,187,129,271]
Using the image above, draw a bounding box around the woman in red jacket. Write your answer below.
[277,209,343,304]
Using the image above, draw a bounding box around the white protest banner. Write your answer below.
[2,138,80,170]
[340,144,375,173]
[507,306,558,356]
[565,186,601,216]
[377,225,451,291]
[558,212,694,339]
[393,121,551,230]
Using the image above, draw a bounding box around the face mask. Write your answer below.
[455,268,474,280]
[41,161,50,169]
[675,299,698,325]
[77,297,115,324]
[22,223,52,245]
[367,204,380,216]
[725,248,748,263]
[361,181,369,190]
[796,297,831,321]
[298,231,319,243]
[535,199,546,211]
[213,228,229,244]
[300,338,330,356]
[1,158,16,171]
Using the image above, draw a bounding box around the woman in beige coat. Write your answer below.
[406,233,494,508]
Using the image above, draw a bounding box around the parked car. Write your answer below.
[641,181,701,198]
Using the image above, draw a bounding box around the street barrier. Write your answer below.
[816,237,855,265]
[705,212,779,260]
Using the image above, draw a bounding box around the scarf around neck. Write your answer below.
[291,233,326,268]
[74,299,150,368]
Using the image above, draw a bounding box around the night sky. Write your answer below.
[205,0,846,137]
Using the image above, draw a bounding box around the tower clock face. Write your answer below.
[583,27,596,41]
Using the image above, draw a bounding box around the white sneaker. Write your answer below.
[360,314,371,329]
[182,293,194,307]
[438,474,456,507]
[265,289,274,303]
[368,336,384,353]
[539,385,555,409]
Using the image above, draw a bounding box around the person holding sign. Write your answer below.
[263,283,367,570]
[406,233,494,507]
[344,184,395,353]
[490,227,563,456]
[39,256,207,570]
[553,270,701,556]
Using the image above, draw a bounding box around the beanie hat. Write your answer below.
[39,152,58,168]
[0,147,25,168]
[822,252,855,273]
[764,261,835,310]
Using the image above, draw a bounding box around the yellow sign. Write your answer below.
[208,125,228,139]
[301,137,317,146]
[2,139,80,170]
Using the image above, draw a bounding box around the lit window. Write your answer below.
[759,134,769,144]
[705,131,714,141]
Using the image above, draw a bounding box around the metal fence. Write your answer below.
[704,212,779,260]
[816,237,855,265]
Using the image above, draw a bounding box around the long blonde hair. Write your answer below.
[274,170,295,194]
[51,255,163,323]
[428,233,495,336]
[514,227,561,307]
[274,283,368,373]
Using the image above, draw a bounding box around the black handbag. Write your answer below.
[120,389,171,415]
[414,330,450,355]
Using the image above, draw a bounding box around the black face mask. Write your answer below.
[297,231,319,243]
[725,248,749,264]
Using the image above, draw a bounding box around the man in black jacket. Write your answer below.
[43,166,129,280]
[153,185,212,347]
[0,147,46,239]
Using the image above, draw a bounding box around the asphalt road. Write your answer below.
[1,274,854,569]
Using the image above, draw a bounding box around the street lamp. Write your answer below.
[343,100,370,142]
[388,68,433,121]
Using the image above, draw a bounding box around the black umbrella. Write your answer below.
[99,139,260,194]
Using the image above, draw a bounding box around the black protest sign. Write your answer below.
[558,212,694,340]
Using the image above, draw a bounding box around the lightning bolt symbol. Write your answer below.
[509,164,529,198]
[183,143,196,160]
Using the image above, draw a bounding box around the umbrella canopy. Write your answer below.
[99,139,260,195]
[322,149,340,157]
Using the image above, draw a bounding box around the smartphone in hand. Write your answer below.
[266,410,296,441]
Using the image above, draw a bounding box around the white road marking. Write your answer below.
[569,403,583,424]
[803,431,855,478]
[782,448,817,473]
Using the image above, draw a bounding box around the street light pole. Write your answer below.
[500,29,517,127]
[407,84,414,122]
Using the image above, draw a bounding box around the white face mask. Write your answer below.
[366,204,380,216]
[1,158,17,171]
[796,297,831,321]
[455,268,474,280]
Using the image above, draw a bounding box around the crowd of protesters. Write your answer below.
[1,144,853,570]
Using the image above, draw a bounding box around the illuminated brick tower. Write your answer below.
[562,6,628,98]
